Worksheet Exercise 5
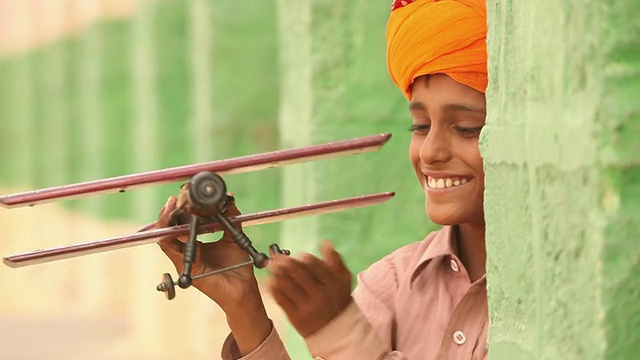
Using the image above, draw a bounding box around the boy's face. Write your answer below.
[408,74,486,226]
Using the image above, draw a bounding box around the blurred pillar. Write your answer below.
[483,0,640,358]
[2,0,36,185]
[188,0,217,353]
[276,0,429,357]
[129,0,164,356]
[73,0,111,313]
[276,0,316,256]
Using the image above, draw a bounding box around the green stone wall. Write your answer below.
[483,0,640,358]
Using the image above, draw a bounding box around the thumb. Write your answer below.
[158,238,185,272]
[321,240,348,272]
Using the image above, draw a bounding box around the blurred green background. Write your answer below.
[0,0,431,358]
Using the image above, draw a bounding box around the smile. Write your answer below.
[426,176,470,189]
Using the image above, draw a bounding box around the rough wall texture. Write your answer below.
[483,0,640,358]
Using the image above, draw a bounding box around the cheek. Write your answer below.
[408,140,424,181]
[408,137,422,165]
[472,149,485,179]
[459,139,484,175]
[466,147,486,199]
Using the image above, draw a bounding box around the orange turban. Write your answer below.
[386,0,488,100]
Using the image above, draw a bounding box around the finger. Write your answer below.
[158,238,185,271]
[156,197,191,246]
[223,199,241,221]
[156,197,180,245]
[156,197,177,229]
[225,192,235,206]
[300,253,329,285]
[223,192,239,214]
[321,240,349,273]
[157,197,186,269]
[267,277,298,311]
[157,197,170,219]
[267,257,316,302]
[286,255,326,288]
[158,237,182,257]
[160,237,185,253]
[159,236,206,273]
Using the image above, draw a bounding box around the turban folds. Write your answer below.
[386,0,488,99]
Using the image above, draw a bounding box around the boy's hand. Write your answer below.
[156,196,262,310]
[266,241,353,338]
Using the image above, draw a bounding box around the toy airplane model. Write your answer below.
[1,133,394,299]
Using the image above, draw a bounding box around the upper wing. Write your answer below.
[0,133,391,208]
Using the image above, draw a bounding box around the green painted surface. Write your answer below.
[484,0,640,358]
[0,0,281,246]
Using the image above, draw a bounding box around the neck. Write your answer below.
[455,222,486,283]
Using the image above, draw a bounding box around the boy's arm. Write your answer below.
[220,322,291,360]
[220,299,282,359]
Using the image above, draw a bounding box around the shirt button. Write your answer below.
[450,258,460,272]
[453,330,466,345]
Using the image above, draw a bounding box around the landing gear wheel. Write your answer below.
[156,273,176,300]
[188,172,227,211]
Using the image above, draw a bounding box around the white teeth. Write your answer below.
[426,176,469,189]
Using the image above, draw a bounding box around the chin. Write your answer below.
[425,199,483,226]
[426,211,463,226]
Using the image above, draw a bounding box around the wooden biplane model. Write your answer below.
[1,133,394,300]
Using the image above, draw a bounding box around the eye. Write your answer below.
[454,126,483,137]
[409,124,430,134]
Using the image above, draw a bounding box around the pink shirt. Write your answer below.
[221,225,488,359]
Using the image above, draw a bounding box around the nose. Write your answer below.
[418,126,452,165]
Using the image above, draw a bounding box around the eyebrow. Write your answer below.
[408,102,486,114]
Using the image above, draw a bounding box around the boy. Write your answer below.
[158,0,489,358]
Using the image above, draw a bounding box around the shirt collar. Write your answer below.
[409,225,459,286]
